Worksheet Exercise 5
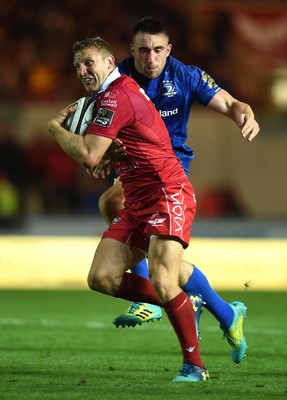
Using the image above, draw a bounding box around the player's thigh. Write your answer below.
[90,238,129,277]
[89,238,143,281]
[148,236,184,281]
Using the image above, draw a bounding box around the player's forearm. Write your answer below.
[47,120,97,167]
[208,90,260,141]
[209,90,254,126]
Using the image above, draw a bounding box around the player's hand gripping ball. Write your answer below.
[62,97,95,135]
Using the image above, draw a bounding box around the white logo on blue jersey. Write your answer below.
[162,80,177,97]
[159,108,178,117]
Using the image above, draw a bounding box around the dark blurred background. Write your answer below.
[0,0,287,236]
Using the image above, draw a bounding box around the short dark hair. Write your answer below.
[72,37,114,57]
[132,17,169,40]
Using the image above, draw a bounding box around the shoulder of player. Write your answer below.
[117,56,133,74]
[168,56,202,76]
[101,74,131,95]
[97,75,139,110]
[114,74,140,94]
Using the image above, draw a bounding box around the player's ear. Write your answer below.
[167,43,172,56]
[130,43,134,56]
[107,55,116,69]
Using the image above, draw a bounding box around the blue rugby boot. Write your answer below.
[187,293,204,340]
[172,362,209,382]
[113,302,162,328]
[220,301,248,363]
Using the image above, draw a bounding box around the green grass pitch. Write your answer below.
[0,290,286,400]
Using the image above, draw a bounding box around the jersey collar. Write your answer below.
[98,67,121,94]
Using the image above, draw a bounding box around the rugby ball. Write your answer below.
[62,96,95,135]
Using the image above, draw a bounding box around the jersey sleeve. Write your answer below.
[186,65,221,106]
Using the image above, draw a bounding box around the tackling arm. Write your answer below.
[90,138,127,179]
[207,89,260,142]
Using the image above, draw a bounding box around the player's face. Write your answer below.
[73,47,115,94]
[131,33,172,79]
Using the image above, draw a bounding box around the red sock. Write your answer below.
[114,272,160,305]
[163,291,204,368]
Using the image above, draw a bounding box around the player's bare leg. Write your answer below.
[99,180,164,326]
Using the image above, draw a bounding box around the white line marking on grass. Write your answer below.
[0,318,285,336]
[86,321,106,328]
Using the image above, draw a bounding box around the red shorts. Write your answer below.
[102,181,196,252]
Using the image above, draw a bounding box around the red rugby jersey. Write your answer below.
[86,73,186,205]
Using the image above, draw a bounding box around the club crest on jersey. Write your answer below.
[104,89,119,99]
[162,80,176,97]
[93,108,114,127]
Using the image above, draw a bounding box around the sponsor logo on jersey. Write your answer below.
[116,163,141,176]
[148,217,167,227]
[170,191,185,233]
[93,108,114,127]
[159,108,178,117]
[201,71,217,89]
[162,80,177,97]
[100,99,118,107]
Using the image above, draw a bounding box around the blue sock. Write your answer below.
[130,258,149,279]
[182,265,233,329]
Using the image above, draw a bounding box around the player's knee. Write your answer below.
[87,267,112,294]
[87,269,100,292]
[149,274,169,302]
[98,187,124,225]
[150,267,179,303]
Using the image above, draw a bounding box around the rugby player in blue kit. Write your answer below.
[97,17,260,364]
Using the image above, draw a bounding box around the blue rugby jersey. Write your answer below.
[117,56,221,174]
